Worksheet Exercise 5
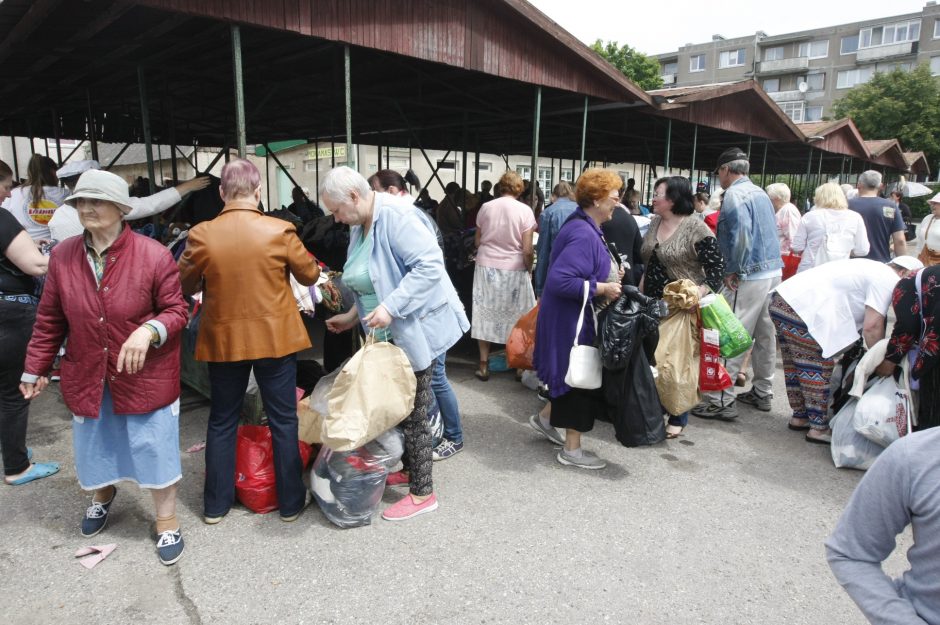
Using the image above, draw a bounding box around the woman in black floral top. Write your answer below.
[880,265,940,430]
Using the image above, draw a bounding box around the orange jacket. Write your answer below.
[178,200,320,362]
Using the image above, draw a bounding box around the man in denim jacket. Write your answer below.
[692,148,783,420]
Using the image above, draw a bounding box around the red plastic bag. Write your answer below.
[235,425,314,514]
[699,327,732,392]
[782,253,800,281]
[507,304,539,370]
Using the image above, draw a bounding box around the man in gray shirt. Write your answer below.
[826,428,940,624]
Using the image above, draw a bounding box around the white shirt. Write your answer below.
[775,202,801,255]
[1,185,70,240]
[916,214,940,253]
[774,258,899,358]
[47,187,182,241]
[790,207,869,272]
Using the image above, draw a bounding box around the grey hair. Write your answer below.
[840,183,857,200]
[724,159,749,175]
[319,166,371,203]
[765,182,790,203]
[857,170,882,190]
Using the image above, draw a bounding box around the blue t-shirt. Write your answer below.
[848,196,905,263]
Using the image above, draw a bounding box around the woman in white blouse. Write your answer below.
[791,182,869,273]
[916,192,940,267]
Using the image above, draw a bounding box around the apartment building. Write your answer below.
[654,2,940,124]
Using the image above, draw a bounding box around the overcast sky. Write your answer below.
[527,0,929,56]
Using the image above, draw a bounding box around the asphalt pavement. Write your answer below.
[0,353,911,625]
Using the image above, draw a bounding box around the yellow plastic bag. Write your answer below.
[324,336,417,452]
[654,280,701,416]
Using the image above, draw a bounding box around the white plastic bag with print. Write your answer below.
[854,376,912,448]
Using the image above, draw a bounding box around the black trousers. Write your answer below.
[0,300,36,476]
[550,386,604,433]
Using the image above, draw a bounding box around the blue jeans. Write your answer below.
[204,354,306,518]
[431,353,462,444]
[668,411,689,427]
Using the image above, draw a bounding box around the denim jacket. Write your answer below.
[716,177,783,276]
[349,193,470,371]
[534,198,578,296]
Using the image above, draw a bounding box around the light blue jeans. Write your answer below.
[431,353,463,444]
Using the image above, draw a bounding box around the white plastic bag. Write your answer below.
[854,376,911,447]
[830,398,884,470]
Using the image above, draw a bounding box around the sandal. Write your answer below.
[5,461,60,486]
[805,430,832,445]
[788,417,811,431]
[474,361,490,381]
[665,424,684,439]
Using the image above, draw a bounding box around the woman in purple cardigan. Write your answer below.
[531,169,623,469]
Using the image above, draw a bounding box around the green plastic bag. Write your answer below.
[699,294,752,358]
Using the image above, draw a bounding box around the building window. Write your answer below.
[802,73,825,91]
[935,19,940,38]
[560,168,574,182]
[475,161,492,172]
[538,167,553,192]
[304,161,317,172]
[690,54,706,72]
[661,61,678,76]
[860,20,921,48]
[837,67,874,89]
[840,35,859,54]
[763,46,784,61]
[437,160,457,170]
[516,165,531,179]
[779,101,804,123]
[718,48,746,68]
[798,40,829,59]
[762,78,780,92]
[805,106,823,122]
[932,56,940,76]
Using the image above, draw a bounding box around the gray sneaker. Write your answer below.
[556,449,607,470]
[736,389,772,412]
[529,414,564,445]
[691,402,738,421]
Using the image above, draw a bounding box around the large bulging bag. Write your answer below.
[507,304,538,370]
[296,364,344,444]
[830,397,884,470]
[854,376,911,447]
[699,293,753,358]
[325,337,416,451]
[654,280,701,416]
[235,425,314,514]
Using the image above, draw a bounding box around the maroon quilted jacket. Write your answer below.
[24,226,187,417]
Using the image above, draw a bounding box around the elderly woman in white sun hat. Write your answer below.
[21,169,189,566]
[915,192,940,267]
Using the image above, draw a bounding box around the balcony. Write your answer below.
[757,57,810,75]
[767,90,805,102]
[661,73,676,85]
[856,41,916,62]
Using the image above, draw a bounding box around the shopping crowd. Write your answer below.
[1,147,939,622]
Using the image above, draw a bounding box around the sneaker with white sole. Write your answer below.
[81,488,116,537]
[156,529,185,565]
[382,493,438,521]
[432,439,463,461]
[691,402,738,421]
[736,389,772,412]
[556,449,606,470]
[529,414,564,445]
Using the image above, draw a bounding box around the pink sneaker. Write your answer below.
[385,470,409,487]
[382,493,438,521]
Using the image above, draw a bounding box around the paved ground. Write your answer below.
[1,350,910,625]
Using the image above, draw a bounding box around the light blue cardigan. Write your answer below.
[349,193,470,371]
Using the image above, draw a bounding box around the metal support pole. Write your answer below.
[167,96,178,183]
[26,121,34,156]
[840,156,846,181]
[104,142,132,170]
[264,143,303,190]
[579,95,588,173]
[315,142,320,204]
[474,149,480,192]
[689,124,698,185]
[664,119,672,172]
[746,135,752,160]
[530,86,542,211]
[51,109,62,166]
[9,134,19,181]
[137,66,156,194]
[265,149,271,208]
[231,25,247,158]
[199,142,229,176]
[761,140,769,187]
[63,140,86,164]
[805,147,813,202]
[461,113,468,192]
[86,90,98,162]
[817,151,824,186]
[344,45,352,164]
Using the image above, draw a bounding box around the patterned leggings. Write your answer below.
[769,294,835,430]
[400,366,434,497]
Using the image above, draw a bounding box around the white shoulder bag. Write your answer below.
[564,281,603,390]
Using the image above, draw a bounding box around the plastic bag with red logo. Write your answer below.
[235,425,314,514]
[699,327,733,392]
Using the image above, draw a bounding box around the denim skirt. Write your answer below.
[72,385,182,490]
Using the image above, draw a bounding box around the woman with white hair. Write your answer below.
[915,192,940,267]
[791,182,869,273]
[322,166,469,521]
[765,183,801,255]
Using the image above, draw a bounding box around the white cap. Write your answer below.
[56,160,100,179]
[891,255,925,271]
[928,191,940,204]
[65,169,132,214]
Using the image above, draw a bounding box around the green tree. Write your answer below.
[591,40,663,91]
[832,63,940,165]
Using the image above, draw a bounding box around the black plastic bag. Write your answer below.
[600,286,668,371]
[605,348,665,447]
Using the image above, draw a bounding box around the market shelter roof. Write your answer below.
[903,151,931,177]
[865,140,910,172]
[795,119,870,162]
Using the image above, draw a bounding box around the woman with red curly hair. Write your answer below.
[471,170,537,380]
[530,169,623,469]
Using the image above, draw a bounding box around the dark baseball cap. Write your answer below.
[714,147,748,173]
